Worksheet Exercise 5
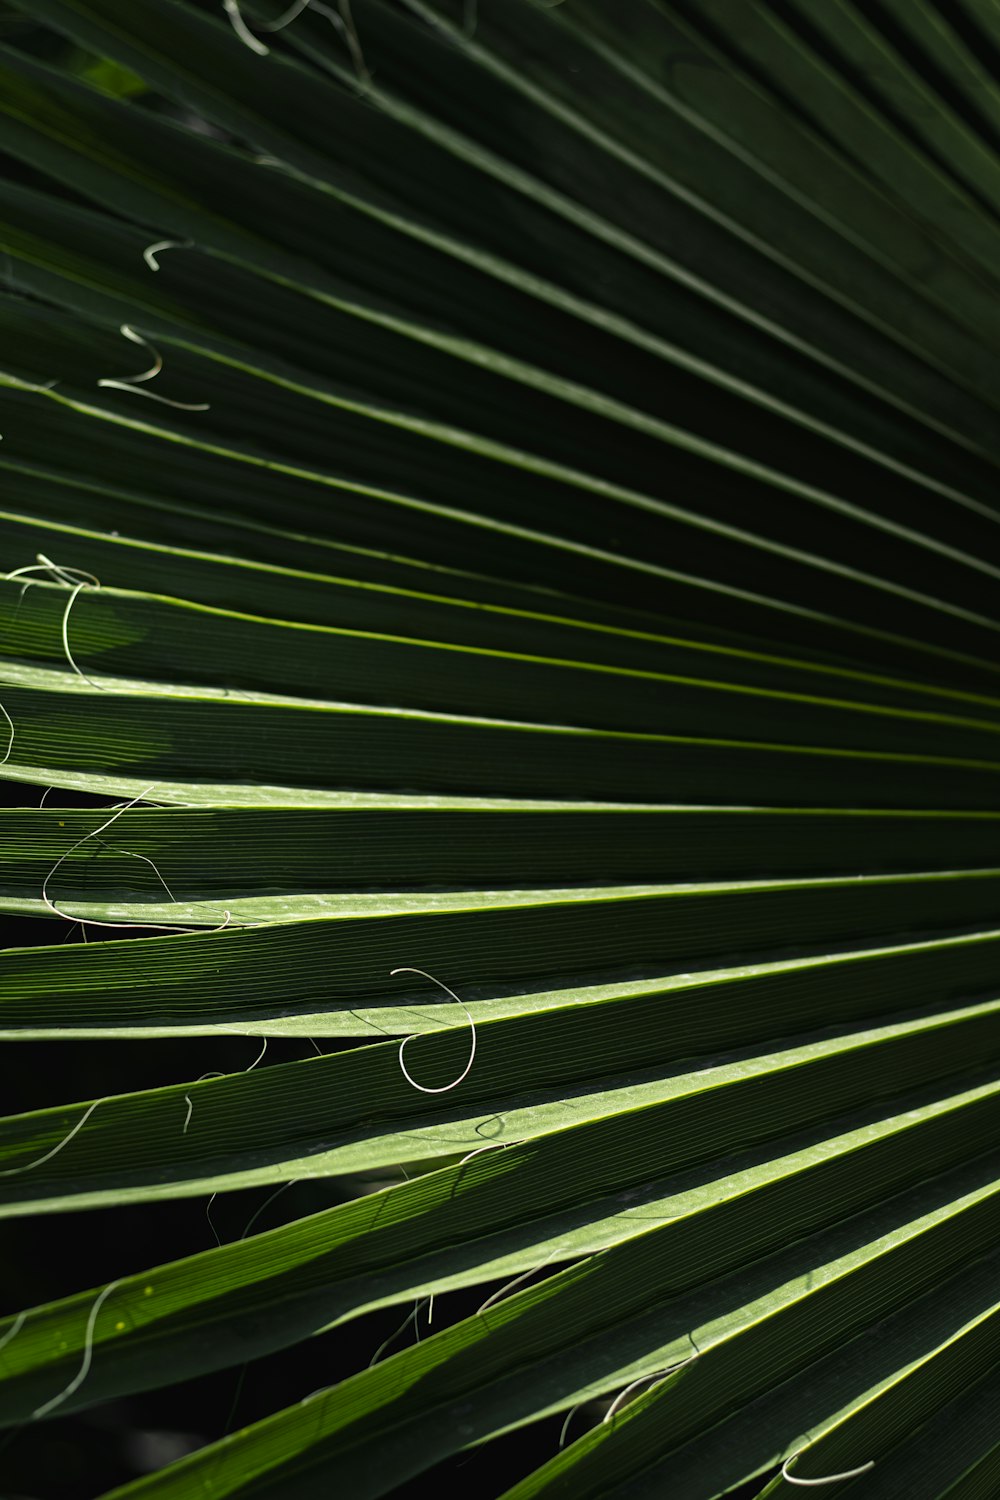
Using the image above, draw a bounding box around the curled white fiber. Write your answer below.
[0,1098,105,1178]
[392,967,476,1094]
[223,0,311,54]
[98,324,209,411]
[42,787,193,935]
[33,1280,125,1419]
[142,238,194,271]
[0,699,12,766]
[223,0,270,53]
[222,0,368,81]
[781,1456,876,1487]
[6,552,102,689]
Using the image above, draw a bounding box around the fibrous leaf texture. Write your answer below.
[1,1,1000,1496]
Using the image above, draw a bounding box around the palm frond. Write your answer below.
[1,2,999,1496]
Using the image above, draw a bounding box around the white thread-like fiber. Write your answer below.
[142,238,194,271]
[0,1098,105,1178]
[98,324,210,411]
[781,1456,876,1487]
[5,553,103,690]
[393,967,477,1094]
[33,1279,125,1419]
[222,0,368,80]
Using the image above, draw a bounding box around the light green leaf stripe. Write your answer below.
[0,1069,996,1424]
